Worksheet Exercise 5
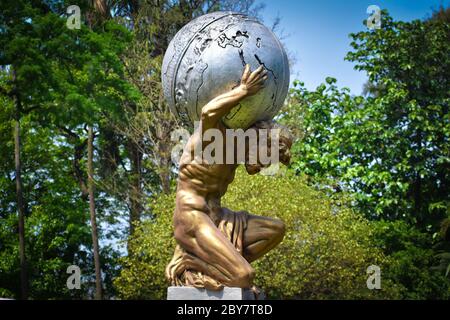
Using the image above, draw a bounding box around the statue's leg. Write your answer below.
[174,209,255,288]
[242,213,286,262]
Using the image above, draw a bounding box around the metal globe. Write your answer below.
[162,11,290,129]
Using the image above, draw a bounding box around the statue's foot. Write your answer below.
[203,274,224,291]
[183,270,224,291]
[250,285,262,299]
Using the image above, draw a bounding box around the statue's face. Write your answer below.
[243,129,273,175]
[245,130,292,174]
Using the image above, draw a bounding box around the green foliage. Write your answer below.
[0,0,138,299]
[0,117,92,299]
[371,220,450,299]
[113,196,175,300]
[114,168,402,299]
[281,10,450,299]
[286,11,449,227]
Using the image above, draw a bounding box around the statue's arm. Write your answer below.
[201,64,267,131]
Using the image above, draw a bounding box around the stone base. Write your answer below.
[167,286,264,300]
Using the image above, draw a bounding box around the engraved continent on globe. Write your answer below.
[162,11,290,129]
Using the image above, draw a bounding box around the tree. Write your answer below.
[281,9,450,297]
[52,19,138,299]
[0,0,66,299]
[0,0,138,299]
[287,11,449,229]
[0,109,93,299]
[346,10,449,226]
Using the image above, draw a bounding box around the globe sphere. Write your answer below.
[162,11,290,129]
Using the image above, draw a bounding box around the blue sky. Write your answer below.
[256,0,449,94]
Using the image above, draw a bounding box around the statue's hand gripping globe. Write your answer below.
[162,11,290,129]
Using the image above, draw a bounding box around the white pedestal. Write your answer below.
[167,286,263,300]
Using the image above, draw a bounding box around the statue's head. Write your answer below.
[244,120,293,175]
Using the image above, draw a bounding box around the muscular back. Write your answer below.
[177,120,238,201]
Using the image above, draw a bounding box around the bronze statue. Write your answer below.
[166,65,293,293]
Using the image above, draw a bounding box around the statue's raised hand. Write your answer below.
[239,64,268,97]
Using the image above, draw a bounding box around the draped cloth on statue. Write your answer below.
[166,210,249,291]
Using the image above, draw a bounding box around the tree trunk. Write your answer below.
[414,129,423,224]
[14,114,28,300]
[160,169,171,195]
[158,142,171,195]
[128,142,142,237]
[13,68,28,300]
[87,126,103,300]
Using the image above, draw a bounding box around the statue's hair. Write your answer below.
[252,120,293,165]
